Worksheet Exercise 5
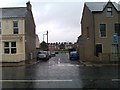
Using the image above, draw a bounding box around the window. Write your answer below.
[13,21,18,34]
[115,23,120,36]
[100,24,106,37]
[4,42,10,54]
[11,42,16,54]
[4,42,9,47]
[107,7,112,17]
[11,42,16,47]
[13,21,18,27]
[4,42,17,54]
[0,22,1,34]
[13,28,19,34]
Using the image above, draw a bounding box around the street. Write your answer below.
[1,53,120,89]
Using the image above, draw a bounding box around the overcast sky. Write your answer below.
[0,0,119,43]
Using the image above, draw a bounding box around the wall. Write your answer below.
[1,18,26,62]
[80,4,95,61]
[25,10,36,60]
[94,2,119,54]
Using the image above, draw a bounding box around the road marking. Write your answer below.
[0,79,72,82]
[86,65,93,67]
[54,63,81,67]
[112,79,120,82]
[58,58,61,64]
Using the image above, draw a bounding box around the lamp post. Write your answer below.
[43,34,46,41]
[43,31,48,50]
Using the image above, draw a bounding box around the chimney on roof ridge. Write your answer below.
[26,1,32,11]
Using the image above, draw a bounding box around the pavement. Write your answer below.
[1,59,39,67]
[80,60,120,67]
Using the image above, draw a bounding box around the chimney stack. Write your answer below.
[26,1,32,11]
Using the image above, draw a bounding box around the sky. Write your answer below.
[0,0,119,43]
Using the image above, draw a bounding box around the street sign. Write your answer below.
[113,33,118,44]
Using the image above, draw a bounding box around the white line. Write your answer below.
[0,80,72,82]
[112,79,120,82]
[52,64,81,67]
[58,58,61,64]
[86,65,93,67]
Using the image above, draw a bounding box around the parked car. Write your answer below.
[69,51,79,60]
[47,51,52,58]
[55,51,59,54]
[37,51,49,61]
[51,51,56,57]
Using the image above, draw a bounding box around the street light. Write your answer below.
[43,34,46,41]
[42,31,49,50]
[43,31,48,42]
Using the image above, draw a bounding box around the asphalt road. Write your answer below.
[1,53,120,89]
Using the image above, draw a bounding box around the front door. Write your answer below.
[96,44,102,56]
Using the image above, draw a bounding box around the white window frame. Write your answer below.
[107,7,112,17]
[4,42,17,54]
[99,24,107,38]
[13,21,19,34]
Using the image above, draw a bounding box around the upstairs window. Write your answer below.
[107,7,112,17]
[100,24,106,37]
[115,23,120,36]
[13,21,19,34]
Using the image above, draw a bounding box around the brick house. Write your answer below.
[78,1,120,62]
[0,2,36,62]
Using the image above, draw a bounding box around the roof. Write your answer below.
[85,2,120,12]
[0,7,27,19]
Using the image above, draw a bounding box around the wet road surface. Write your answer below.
[1,53,120,89]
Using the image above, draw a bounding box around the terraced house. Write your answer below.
[0,2,36,63]
[78,1,120,63]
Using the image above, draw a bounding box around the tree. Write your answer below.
[40,41,48,51]
[59,42,65,49]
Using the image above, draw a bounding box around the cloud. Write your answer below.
[1,0,119,43]
[34,2,83,42]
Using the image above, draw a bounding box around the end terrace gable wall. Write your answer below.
[25,10,36,60]
[81,4,95,61]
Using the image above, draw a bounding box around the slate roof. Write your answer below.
[85,2,120,12]
[0,7,27,18]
